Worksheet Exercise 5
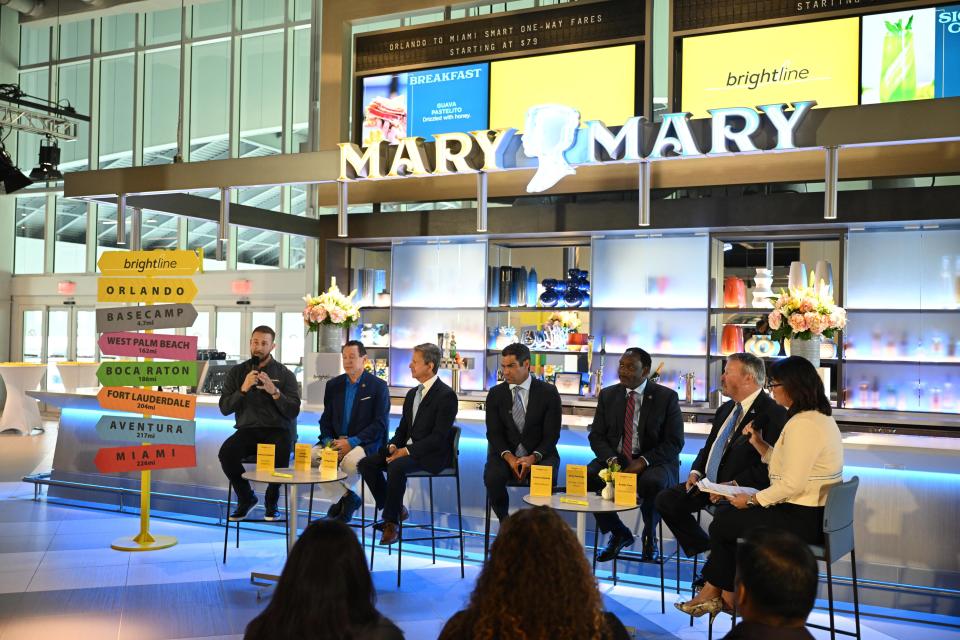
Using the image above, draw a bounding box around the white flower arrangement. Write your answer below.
[767,274,847,342]
[302,278,360,331]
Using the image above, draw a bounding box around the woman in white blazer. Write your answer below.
[675,356,844,620]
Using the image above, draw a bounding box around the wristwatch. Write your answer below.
[747,495,758,507]
[271,391,281,400]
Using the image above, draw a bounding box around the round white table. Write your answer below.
[0,363,47,435]
[523,493,638,545]
[54,362,100,393]
[242,467,348,552]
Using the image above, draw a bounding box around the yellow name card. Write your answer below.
[565,464,588,497]
[256,443,275,471]
[614,471,637,507]
[320,447,339,480]
[530,464,553,498]
[294,443,312,471]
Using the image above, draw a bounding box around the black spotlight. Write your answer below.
[29,137,63,182]
[0,146,32,195]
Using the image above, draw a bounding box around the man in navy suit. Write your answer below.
[484,342,562,522]
[587,347,684,562]
[359,343,458,546]
[312,340,390,523]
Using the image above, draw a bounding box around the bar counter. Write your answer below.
[28,389,960,614]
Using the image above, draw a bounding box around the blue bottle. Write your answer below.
[527,268,538,308]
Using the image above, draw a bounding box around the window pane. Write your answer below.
[101,14,136,51]
[96,203,128,258]
[99,56,134,167]
[22,310,44,362]
[16,69,49,171]
[54,196,87,273]
[190,41,230,161]
[252,311,275,332]
[59,20,92,58]
[193,0,232,37]
[240,32,283,156]
[15,196,46,275]
[140,211,179,250]
[146,7,182,45]
[185,311,210,349]
[281,312,305,366]
[236,187,281,268]
[77,310,97,362]
[289,236,306,269]
[20,25,50,65]
[291,27,310,151]
[216,311,243,361]
[241,0,283,29]
[144,49,181,165]
[292,0,311,21]
[58,62,91,172]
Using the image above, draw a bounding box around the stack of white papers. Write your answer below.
[696,479,760,498]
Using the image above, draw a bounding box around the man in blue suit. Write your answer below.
[313,340,390,523]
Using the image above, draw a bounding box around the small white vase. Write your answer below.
[601,482,614,500]
[788,261,807,289]
[752,268,774,308]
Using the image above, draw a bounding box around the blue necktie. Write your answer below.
[705,403,742,482]
[512,385,528,457]
[411,384,424,423]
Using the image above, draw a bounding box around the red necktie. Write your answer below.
[622,391,636,461]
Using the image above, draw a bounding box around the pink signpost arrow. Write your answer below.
[98,332,198,360]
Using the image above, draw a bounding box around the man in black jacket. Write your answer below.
[359,343,458,546]
[218,326,301,521]
[655,353,787,558]
[484,343,562,522]
[587,347,684,562]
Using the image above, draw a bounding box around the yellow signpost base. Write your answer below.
[111,534,178,552]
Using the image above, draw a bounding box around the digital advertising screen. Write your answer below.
[488,44,638,130]
[861,4,960,104]
[407,63,489,139]
[360,72,409,146]
[680,18,860,118]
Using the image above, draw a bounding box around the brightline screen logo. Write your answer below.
[682,18,859,117]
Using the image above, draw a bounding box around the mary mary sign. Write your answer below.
[339,100,816,193]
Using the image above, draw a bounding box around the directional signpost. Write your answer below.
[96,304,198,333]
[95,248,202,552]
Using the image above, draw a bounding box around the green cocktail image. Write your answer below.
[880,16,917,103]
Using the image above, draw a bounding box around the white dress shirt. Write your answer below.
[693,387,764,480]
[500,374,533,458]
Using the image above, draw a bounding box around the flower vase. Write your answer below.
[601,482,614,501]
[318,324,343,353]
[790,336,821,368]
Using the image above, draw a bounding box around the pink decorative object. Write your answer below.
[721,325,744,355]
[723,276,747,308]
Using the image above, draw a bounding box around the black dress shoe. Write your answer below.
[338,490,363,524]
[263,502,281,521]
[326,496,344,519]
[597,533,635,562]
[228,496,258,521]
[641,537,660,562]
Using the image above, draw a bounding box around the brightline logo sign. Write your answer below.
[727,64,811,90]
[338,100,816,193]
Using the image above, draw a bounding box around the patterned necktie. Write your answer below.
[705,402,742,482]
[513,385,528,457]
[621,391,636,461]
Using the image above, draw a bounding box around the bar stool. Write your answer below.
[368,426,465,588]
[807,477,861,640]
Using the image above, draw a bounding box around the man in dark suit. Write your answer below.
[655,352,787,558]
[359,342,458,546]
[484,342,562,522]
[313,340,390,524]
[588,347,684,562]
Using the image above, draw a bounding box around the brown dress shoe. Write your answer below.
[379,522,399,546]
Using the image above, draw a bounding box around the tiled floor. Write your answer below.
[0,423,957,640]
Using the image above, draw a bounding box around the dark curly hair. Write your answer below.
[438,507,608,640]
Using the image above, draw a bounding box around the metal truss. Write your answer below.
[0,105,78,141]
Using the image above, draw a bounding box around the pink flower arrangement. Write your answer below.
[767,277,847,342]
[302,278,360,332]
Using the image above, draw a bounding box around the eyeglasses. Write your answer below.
[766,382,782,390]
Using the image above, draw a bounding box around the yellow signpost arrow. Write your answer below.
[97,249,202,276]
[97,277,199,304]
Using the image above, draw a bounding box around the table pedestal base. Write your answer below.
[111,534,178,552]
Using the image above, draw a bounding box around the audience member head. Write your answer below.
[342,340,368,379]
[767,355,831,417]
[618,347,652,388]
[735,527,818,628]
[440,506,609,640]
[244,520,379,640]
[500,342,532,385]
[722,353,765,402]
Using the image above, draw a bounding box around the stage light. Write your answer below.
[29,137,63,182]
[0,145,32,194]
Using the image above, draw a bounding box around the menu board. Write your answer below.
[680,18,860,118]
[861,4,960,104]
